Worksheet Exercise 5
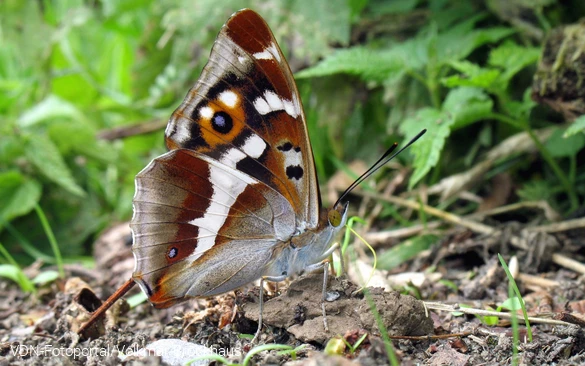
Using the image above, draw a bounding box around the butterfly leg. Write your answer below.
[252,274,287,344]
[303,242,340,332]
[338,242,346,276]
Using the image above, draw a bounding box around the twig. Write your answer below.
[469,200,561,222]
[526,217,585,233]
[424,302,579,327]
[97,119,166,140]
[517,273,559,288]
[388,332,472,340]
[363,221,442,245]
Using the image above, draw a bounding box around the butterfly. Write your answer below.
[78,8,425,340]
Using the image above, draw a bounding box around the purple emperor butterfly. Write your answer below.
[78,8,426,340]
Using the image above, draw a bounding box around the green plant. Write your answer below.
[186,343,305,366]
[0,241,35,293]
[342,332,369,354]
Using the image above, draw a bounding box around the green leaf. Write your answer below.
[481,315,500,326]
[501,297,524,311]
[296,47,404,82]
[442,61,501,89]
[443,87,493,129]
[0,264,35,293]
[564,115,585,137]
[48,122,117,163]
[488,41,540,85]
[32,270,60,285]
[504,88,537,120]
[17,95,85,128]
[517,180,552,202]
[25,135,86,197]
[400,108,454,188]
[436,27,515,66]
[0,135,25,163]
[290,0,351,49]
[0,171,42,223]
[378,234,438,270]
[368,0,418,15]
[546,127,585,158]
[127,291,148,308]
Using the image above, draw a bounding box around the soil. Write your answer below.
[1,222,585,365]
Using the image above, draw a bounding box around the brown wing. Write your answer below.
[131,149,296,308]
[164,9,320,229]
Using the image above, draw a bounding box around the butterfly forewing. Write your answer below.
[164,9,320,229]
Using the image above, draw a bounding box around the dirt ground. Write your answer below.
[1,221,585,365]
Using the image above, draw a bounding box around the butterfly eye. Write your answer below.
[211,111,233,134]
[328,209,342,227]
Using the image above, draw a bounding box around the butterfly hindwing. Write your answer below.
[131,149,296,308]
[164,9,320,229]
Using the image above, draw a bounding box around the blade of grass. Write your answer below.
[276,344,306,360]
[2,220,57,263]
[497,253,532,341]
[186,353,232,365]
[34,204,64,278]
[242,344,293,366]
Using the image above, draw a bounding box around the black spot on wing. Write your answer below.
[236,156,272,185]
[286,165,304,180]
[277,142,293,151]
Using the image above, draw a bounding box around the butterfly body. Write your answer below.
[262,204,348,279]
[130,9,348,309]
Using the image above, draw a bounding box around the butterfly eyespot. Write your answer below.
[286,165,303,180]
[211,111,233,134]
[328,209,342,227]
[168,247,178,259]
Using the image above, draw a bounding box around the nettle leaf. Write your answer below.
[436,27,515,65]
[517,180,553,202]
[546,127,585,158]
[504,88,538,120]
[0,171,42,223]
[296,47,404,83]
[442,61,501,89]
[443,87,493,129]
[564,115,585,137]
[400,108,454,188]
[488,41,540,86]
[24,135,86,197]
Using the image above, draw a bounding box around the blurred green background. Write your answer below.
[1,0,585,268]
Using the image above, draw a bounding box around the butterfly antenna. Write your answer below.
[334,129,427,208]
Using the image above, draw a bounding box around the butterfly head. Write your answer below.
[327,202,349,228]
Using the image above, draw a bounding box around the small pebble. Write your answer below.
[120,339,214,366]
